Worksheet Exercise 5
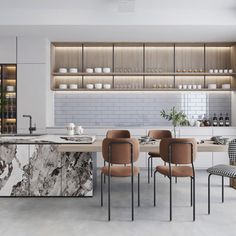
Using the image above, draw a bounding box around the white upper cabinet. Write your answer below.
[17,64,47,132]
[17,37,47,64]
[0,37,16,63]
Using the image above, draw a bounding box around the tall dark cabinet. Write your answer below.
[0,64,17,134]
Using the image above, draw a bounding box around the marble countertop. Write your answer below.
[0,134,95,145]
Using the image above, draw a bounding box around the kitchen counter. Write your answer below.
[0,134,96,197]
[0,134,229,197]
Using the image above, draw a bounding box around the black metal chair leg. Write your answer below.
[175,164,177,184]
[208,174,211,215]
[222,176,224,203]
[148,156,151,183]
[108,172,111,221]
[154,170,157,206]
[103,161,106,184]
[131,173,134,221]
[170,176,172,221]
[190,177,193,207]
[193,176,195,221]
[101,173,103,207]
[138,173,140,207]
[151,157,153,177]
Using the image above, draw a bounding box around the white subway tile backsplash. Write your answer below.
[54,92,231,126]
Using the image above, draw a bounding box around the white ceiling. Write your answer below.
[0,0,235,41]
[0,0,235,10]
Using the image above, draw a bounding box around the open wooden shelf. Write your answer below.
[54,88,234,92]
[53,72,236,77]
[51,42,236,91]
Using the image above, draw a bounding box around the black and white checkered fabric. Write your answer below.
[229,139,236,162]
[207,164,236,178]
[207,139,236,178]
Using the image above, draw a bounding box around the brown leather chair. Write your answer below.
[106,130,131,139]
[147,130,172,183]
[103,130,131,183]
[101,138,140,221]
[153,138,197,221]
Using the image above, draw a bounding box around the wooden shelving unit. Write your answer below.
[0,64,17,134]
[51,42,236,91]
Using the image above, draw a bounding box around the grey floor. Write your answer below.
[0,170,235,236]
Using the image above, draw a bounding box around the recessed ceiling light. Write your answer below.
[118,0,135,12]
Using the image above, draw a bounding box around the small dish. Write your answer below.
[69,68,78,73]
[103,68,111,73]
[104,84,111,89]
[59,84,68,89]
[86,84,94,89]
[95,83,102,89]
[58,68,68,73]
[208,84,217,89]
[94,68,102,73]
[86,68,93,73]
[222,84,231,89]
[69,84,78,89]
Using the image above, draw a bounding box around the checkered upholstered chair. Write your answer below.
[207,139,236,214]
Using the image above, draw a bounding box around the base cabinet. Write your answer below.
[0,145,94,197]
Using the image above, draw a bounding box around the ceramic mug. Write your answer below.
[67,123,75,136]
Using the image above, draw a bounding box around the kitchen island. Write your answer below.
[0,134,229,197]
[0,135,96,197]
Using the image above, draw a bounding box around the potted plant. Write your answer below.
[160,107,190,138]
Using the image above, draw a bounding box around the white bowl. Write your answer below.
[69,84,78,89]
[197,85,202,89]
[214,69,218,73]
[58,68,68,73]
[229,69,233,73]
[95,83,102,89]
[219,69,223,73]
[59,84,68,89]
[183,85,187,89]
[187,85,192,89]
[104,84,111,89]
[86,68,93,73]
[178,85,183,89]
[208,84,217,89]
[6,86,15,92]
[192,85,197,89]
[209,69,214,73]
[69,68,78,73]
[86,84,94,89]
[224,69,228,73]
[103,68,111,73]
[222,84,231,89]
[94,67,102,73]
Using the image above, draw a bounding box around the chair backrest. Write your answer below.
[160,138,197,165]
[102,138,139,165]
[229,139,236,163]
[106,130,131,138]
[148,130,172,139]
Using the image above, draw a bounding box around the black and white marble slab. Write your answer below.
[0,136,95,197]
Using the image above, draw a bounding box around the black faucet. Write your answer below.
[23,115,36,134]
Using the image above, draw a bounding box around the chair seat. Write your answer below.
[148,152,161,157]
[101,166,140,177]
[156,165,194,177]
[207,165,236,178]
